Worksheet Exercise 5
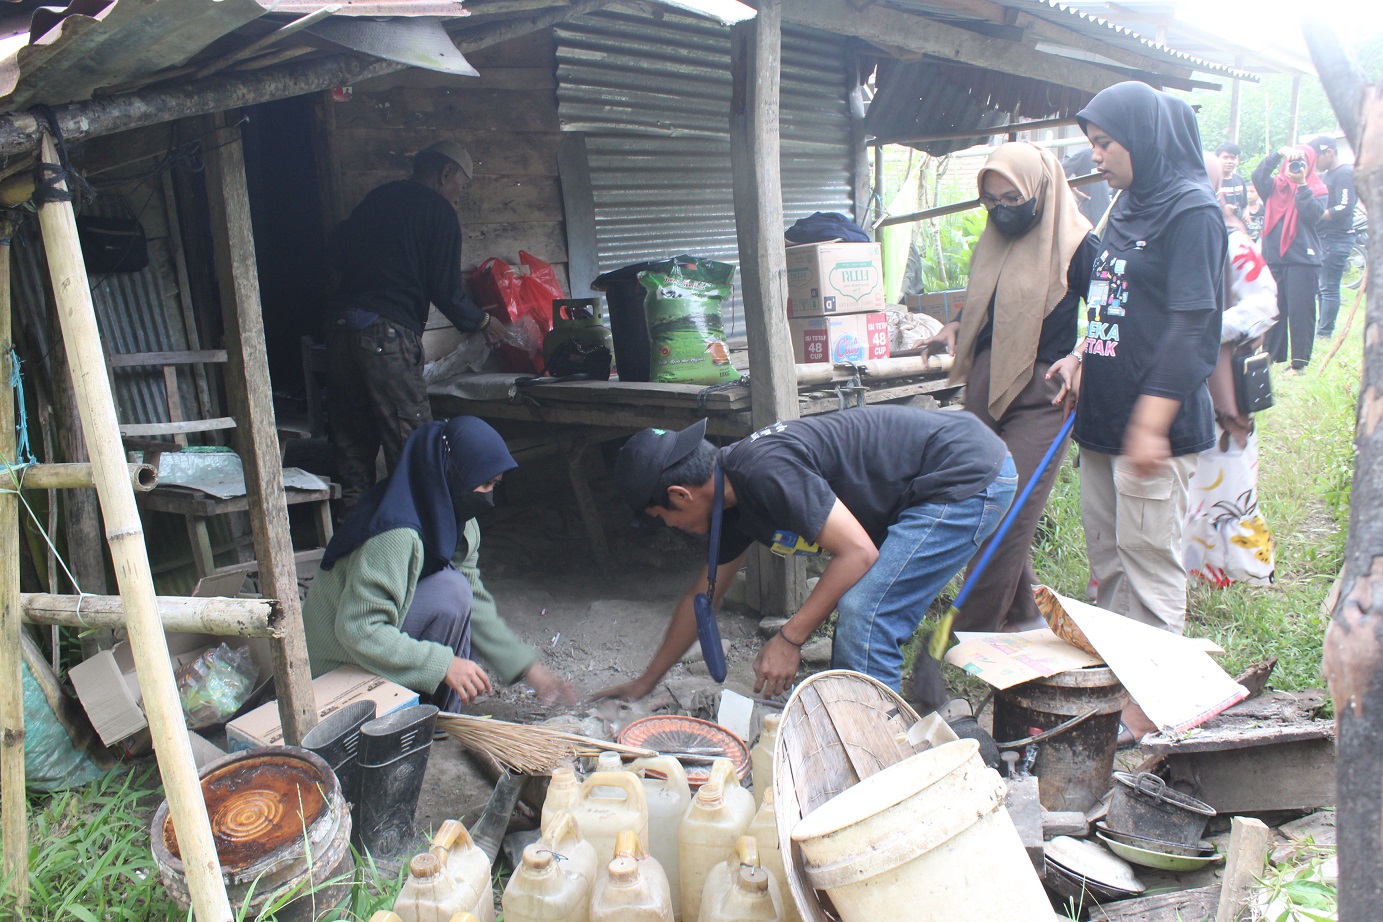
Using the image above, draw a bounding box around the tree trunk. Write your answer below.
[1303,22,1383,921]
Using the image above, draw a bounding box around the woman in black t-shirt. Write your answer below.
[1061,82,1227,740]
[925,142,1096,633]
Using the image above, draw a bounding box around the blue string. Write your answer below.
[9,347,36,466]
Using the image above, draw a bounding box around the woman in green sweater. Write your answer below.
[303,416,574,708]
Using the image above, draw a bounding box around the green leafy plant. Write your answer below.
[914,208,987,293]
[1257,840,1338,922]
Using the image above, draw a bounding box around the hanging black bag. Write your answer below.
[1233,348,1274,414]
[76,214,149,274]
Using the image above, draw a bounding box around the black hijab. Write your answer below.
[1076,81,1220,249]
[321,417,516,577]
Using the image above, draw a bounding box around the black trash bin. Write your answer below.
[592,261,659,383]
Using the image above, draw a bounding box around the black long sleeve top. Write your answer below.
[1251,154,1326,267]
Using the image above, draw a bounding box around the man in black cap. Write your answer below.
[325,140,504,509]
[1215,142,1249,212]
[1309,135,1356,339]
[593,407,1017,710]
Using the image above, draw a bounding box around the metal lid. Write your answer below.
[1045,836,1145,893]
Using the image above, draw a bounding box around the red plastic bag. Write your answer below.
[469,252,565,374]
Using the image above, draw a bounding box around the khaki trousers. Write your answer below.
[1080,449,1197,633]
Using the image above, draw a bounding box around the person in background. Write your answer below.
[302,417,577,709]
[1309,135,1357,339]
[1216,142,1249,212]
[924,142,1096,633]
[1183,153,1278,588]
[1058,81,1226,742]
[1244,182,1265,242]
[594,409,1016,713]
[325,141,504,511]
[1253,145,1327,374]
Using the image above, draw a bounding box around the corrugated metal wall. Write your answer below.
[555,10,856,276]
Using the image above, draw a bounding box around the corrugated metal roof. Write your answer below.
[882,0,1258,83]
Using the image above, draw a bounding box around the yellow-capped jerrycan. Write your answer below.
[698,836,782,922]
[589,830,675,922]
[502,842,592,922]
[542,767,582,835]
[393,851,469,922]
[748,790,800,922]
[575,769,650,864]
[678,782,753,922]
[430,820,495,922]
[628,755,693,918]
[706,758,755,823]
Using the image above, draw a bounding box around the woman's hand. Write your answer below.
[752,633,803,699]
[445,657,493,705]
[1046,354,1082,414]
[590,675,657,703]
[523,662,578,706]
[922,321,960,356]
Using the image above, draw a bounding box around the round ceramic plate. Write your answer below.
[617,715,749,787]
[1096,831,1224,871]
[1045,835,1145,894]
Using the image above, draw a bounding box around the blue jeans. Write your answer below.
[832,456,1018,707]
[1316,235,1353,337]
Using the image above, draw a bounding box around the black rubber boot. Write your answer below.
[301,699,377,828]
[355,704,439,861]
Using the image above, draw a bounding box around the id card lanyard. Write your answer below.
[693,465,729,682]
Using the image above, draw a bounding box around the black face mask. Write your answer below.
[453,489,495,523]
[989,198,1041,237]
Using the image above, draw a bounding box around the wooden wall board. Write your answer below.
[1160,738,1337,814]
[332,127,563,177]
[332,87,562,132]
[1088,886,1219,922]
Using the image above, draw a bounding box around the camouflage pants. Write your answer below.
[326,316,432,509]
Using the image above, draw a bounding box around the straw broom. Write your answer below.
[435,713,656,774]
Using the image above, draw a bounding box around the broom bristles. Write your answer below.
[435,713,656,774]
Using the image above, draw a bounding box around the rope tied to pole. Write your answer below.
[30,105,91,207]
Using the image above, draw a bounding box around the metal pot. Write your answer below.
[1106,772,1215,847]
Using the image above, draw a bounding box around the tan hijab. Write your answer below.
[952,142,1092,417]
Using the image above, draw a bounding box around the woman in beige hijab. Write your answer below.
[925,142,1096,632]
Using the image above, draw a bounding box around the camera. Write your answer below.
[1286,157,1307,175]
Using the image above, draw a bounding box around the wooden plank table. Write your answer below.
[429,370,962,567]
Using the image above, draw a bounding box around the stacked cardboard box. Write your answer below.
[785,241,891,364]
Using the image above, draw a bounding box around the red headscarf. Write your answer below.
[1262,144,1329,257]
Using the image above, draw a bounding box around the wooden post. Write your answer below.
[36,134,233,921]
[1303,20,1383,919]
[200,113,316,746]
[1215,817,1272,922]
[1229,70,1243,144]
[0,221,28,909]
[1287,74,1303,144]
[730,0,805,618]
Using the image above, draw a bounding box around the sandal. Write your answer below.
[1115,722,1139,750]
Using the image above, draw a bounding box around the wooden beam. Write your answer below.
[201,114,317,748]
[36,132,234,922]
[1216,817,1273,922]
[874,116,1079,146]
[558,135,599,299]
[21,593,281,638]
[784,0,1128,97]
[730,0,805,619]
[0,222,27,910]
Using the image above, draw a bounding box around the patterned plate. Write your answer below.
[617,715,750,788]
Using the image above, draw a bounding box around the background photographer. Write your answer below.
[1253,145,1328,373]
[1308,135,1357,340]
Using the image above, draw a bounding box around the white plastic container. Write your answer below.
[542,767,582,836]
[706,758,755,823]
[393,851,470,922]
[575,770,650,865]
[751,714,780,808]
[589,830,675,922]
[679,782,754,922]
[748,790,799,922]
[502,843,591,922]
[537,809,599,894]
[701,864,780,922]
[629,755,693,919]
[428,820,496,922]
[790,739,1051,922]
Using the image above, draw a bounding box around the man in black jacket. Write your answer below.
[325,141,503,508]
[1309,135,1356,339]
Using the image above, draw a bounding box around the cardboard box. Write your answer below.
[788,312,891,364]
[225,665,419,752]
[786,242,885,318]
[69,633,276,748]
[906,289,968,324]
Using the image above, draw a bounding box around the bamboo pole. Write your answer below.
[21,593,281,637]
[35,133,232,922]
[794,354,953,386]
[0,219,28,909]
[7,462,157,492]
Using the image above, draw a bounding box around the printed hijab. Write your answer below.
[1076,81,1221,250]
[1262,144,1329,258]
[321,416,516,577]
[953,142,1093,418]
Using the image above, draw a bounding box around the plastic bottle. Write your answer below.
[542,767,582,836]
[628,755,692,919]
[575,770,650,865]
[392,851,469,922]
[748,790,799,922]
[429,820,496,922]
[678,782,754,922]
[751,715,780,808]
[589,831,675,922]
[502,843,592,922]
[706,758,755,824]
[702,865,780,922]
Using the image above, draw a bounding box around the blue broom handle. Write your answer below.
[951,412,1077,613]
